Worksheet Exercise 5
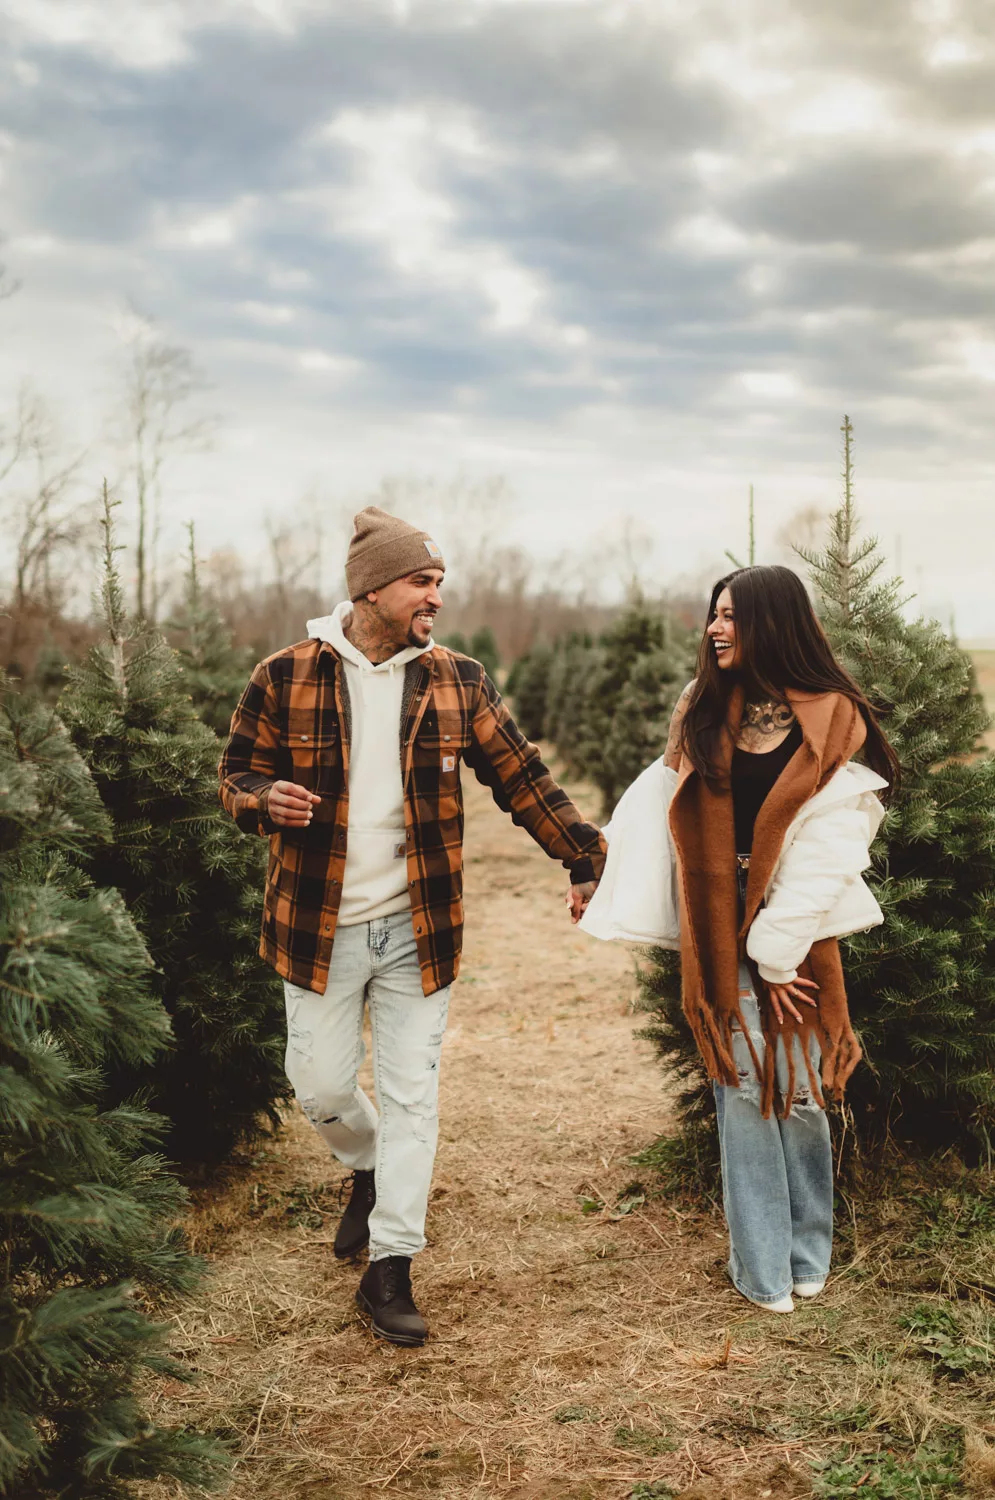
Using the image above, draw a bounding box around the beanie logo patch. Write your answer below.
[424,538,443,560]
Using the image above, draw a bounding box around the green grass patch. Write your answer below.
[900,1303,993,1378]
[813,1438,963,1498]
[612,1421,678,1456]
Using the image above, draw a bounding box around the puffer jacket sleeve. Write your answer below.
[746,795,878,985]
[578,759,680,945]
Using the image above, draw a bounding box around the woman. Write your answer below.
[580,565,898,1313]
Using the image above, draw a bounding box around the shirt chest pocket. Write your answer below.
[413,708,470,766]
[282,710,341,790]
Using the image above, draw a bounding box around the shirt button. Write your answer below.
[330,877,338,886]
[443,734,451,742]
[323,923,332,933]
[416,925,423,934]
[300,734,309,742]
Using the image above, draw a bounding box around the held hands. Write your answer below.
[268,780,321,828]
[766,975,819,1026]
[565,881,598,924]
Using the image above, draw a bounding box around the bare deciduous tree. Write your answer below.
[9,395,88,613]
[775,504,829,563]
[0,389,92,662]
[116,310,216,621]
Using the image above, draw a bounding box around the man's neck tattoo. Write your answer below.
[345,608,402,665]
[743,697,795,735]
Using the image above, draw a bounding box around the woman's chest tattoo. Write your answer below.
[738,698,796,752]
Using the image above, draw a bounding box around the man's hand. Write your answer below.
[566,881,598,924]
[268,780,321,828]
[767,975,819,1026]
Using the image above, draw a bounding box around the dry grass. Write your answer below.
[139,766,995,1500]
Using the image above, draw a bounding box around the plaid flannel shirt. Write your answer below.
[219,639,607,996]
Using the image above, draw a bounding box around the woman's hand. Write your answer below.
[766,975,819,1025]
[566,881,598,924]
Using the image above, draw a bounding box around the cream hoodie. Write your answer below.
[307,602,433,927]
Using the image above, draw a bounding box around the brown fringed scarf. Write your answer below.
[669,685,865,1118]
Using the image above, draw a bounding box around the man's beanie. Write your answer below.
[345,506,446,600]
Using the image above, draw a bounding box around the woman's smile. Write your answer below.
[708,586,739,668]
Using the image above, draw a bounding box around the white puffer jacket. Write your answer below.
[579,758,888,985]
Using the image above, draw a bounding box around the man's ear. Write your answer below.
[363,590,378,604]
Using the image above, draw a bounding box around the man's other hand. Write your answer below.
[269,780,321,827]
[566,881,598,924]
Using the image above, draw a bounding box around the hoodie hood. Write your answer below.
[307,600,433,672]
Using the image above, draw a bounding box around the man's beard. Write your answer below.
[406,615,435,648]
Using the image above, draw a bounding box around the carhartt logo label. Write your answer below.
[442,754,456,772]
[393,840,406,859]
[424,538,443,559]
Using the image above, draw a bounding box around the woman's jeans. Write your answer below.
[283,913,451,1263]
[713,963,833,1304]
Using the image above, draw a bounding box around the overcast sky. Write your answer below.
[2,0,994,631]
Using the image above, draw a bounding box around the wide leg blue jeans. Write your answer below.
[713,964,833,1304]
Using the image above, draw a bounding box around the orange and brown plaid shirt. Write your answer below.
[219,639,606,997]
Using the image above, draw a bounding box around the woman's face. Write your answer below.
[707,586,740,670]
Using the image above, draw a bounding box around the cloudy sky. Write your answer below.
[2,0,994,630]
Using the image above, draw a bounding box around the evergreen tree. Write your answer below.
[440,630,469,655]
[61,493,291,1164]
[508,644,553,741]
[31,641,70,704]
[168,523,253,738]
[543,630,598,778]
[0,679,226,1498]
[599,641,691,812]
[802,421,995,1153]
[638,420,995,1163]
[469,625,500,679]
[541,603,694,814]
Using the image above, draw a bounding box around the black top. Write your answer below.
[732,722,803,855]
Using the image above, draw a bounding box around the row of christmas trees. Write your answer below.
[1,496,289,1496]
[506,606,697,816]
[512,421,995,1162]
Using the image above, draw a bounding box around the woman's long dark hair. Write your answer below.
[681,565,900,790]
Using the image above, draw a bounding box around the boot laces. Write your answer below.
[338,1169,374,1208]
[380,1256,412,1302]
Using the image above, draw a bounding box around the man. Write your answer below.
[220,506,604,1347]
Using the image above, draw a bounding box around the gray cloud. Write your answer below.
[1,0,994,628]
[734,148,995,253]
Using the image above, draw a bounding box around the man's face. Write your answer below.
[368,569,445,649]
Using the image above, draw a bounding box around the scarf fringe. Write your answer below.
[673,688,868,1120]
[686,992,862,1120]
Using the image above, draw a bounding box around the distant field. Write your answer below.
[970,648,995,748]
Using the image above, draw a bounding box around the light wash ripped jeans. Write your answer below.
[713,963,833,1305]
[283,912,451,1263]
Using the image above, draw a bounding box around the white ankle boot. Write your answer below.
[793,1280,826,1299]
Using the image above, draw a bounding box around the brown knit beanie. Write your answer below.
[345,506,446,599]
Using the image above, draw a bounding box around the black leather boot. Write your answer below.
[333,1169,376,1260]
[356,1256,428,1347]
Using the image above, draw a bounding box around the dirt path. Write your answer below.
[148,769,818,1500]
